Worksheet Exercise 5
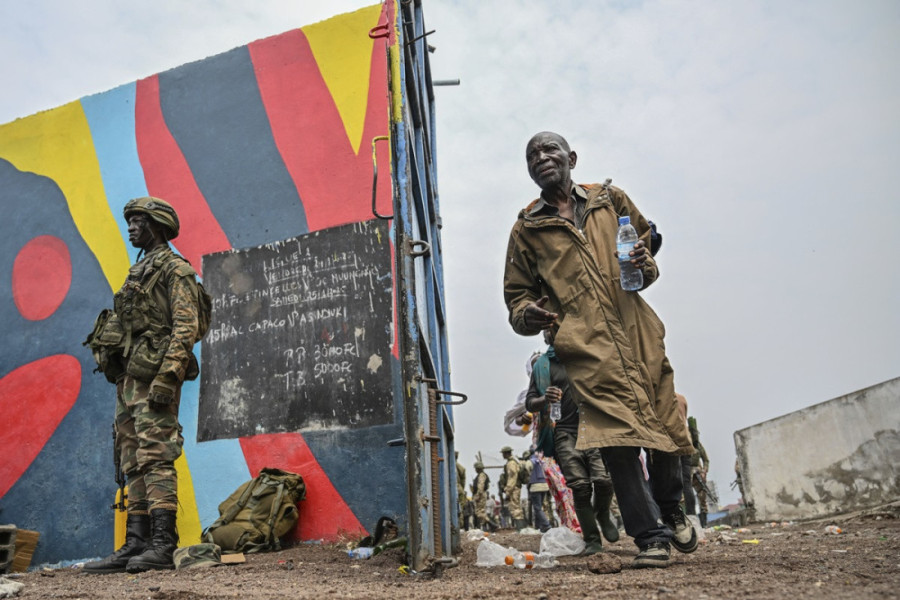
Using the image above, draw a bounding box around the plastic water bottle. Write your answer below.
[347,546,374,559]
[505,551,558,569]
[549,401,561,423]
[617,216,643,291]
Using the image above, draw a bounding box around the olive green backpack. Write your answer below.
[201,468,306,554]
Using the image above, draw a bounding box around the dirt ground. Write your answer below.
[7,508,899,600]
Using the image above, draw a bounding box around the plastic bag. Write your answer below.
[475,539,513,567]
[539,526,585,557]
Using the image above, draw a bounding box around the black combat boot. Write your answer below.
[699,512,707,528]
[126,509,178,572]
[572,489,603,555]
[83,513,150,574]
[513,518,529,531]
[593,483,620,543]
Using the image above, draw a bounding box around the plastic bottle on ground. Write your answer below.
[616,216,643,291]
[348,546,374,559]
[506,550,558,569]
[475,538,511,567]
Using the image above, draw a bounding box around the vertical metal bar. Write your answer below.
[428,387,442,556]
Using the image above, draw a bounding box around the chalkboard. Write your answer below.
[198,220,394,441]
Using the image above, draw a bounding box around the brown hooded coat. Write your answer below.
[503,182,692,454]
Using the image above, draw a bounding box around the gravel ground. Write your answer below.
[6,509,899,599]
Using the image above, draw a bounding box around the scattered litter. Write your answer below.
[475,538,556,568]
[736,528,752,534]
[466,529,489,542]
[824,525,843,535]
[539,527,585,557]
[741,539,760,545]
[347,547,374,559]
[518,527,542,535]
[832,550,848,554]
[802,530,818,536]
[0,577,25,598]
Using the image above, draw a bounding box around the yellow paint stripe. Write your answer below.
[0,103,129,290]
[175,453,202,546]
[304,4,384,154]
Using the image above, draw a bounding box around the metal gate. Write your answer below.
[375,0,464,574]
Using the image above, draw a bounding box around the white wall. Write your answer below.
[734,377,900,521]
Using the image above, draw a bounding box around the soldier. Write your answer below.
[500,446,526,530]
[688,417,711,526]
[471,461,492,530]
[455,451,467,528]
[83,197,203,574]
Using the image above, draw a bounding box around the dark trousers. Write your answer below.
[680,455,697,515]
[529,490,551,532]
[600,447,683,548]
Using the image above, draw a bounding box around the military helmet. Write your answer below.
[474,461,484,470]
[124,196,180,240]
[501,446,513,454]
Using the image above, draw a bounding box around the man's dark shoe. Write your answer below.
[126,509,178,572]
[82,513,150,574]
[632,541,670,568]
[663,508,698,554]
[582,540,605,556]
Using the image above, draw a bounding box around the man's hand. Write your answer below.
[148,376,178,411]
[523,296,558,330]
[617,239,649,269]
[545,385,563,405]
[516,412,534,426]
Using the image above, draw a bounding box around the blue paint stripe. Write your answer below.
[80,84,146,265]
[82,90,250,526]
[158,46,309,248]
[179,355,251,527]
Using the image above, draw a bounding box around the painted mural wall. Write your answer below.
[0,2,405,565]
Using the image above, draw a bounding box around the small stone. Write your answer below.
[586,552,622,574]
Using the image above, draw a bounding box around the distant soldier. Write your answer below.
[688,416,711,526]
[83,197,203,574]
[500,446,526,530]
[471,461,492,530]
[456,451,467,528]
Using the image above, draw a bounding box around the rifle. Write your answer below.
[692,470,719,505]
[110,424,127,512]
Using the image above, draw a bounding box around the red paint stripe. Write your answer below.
[0,355,81,498]
[134,75,232,274]
[248,28,391,232]
[239,433,367,541]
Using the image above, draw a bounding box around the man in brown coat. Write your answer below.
[503,131,697,568]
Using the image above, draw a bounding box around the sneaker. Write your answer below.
[632,542,670,568]
[663,508,698,554]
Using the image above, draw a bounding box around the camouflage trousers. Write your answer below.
[115,375,184,513]
[504,484,524,520]
[472,492,488,521]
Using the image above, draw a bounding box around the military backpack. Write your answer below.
[202,468,306,554]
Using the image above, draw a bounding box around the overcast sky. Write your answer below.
[2,0,898,508]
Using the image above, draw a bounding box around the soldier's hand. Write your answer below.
[149,376,177,411]
[520,412,534,426]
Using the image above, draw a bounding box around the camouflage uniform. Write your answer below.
[502,454,525,522]
[688,417,710,522]
[84,197,201,575]
[471,465,491,529]
[115,244,200,512]
[456,455,467,527]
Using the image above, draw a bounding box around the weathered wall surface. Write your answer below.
[0,3,402,565]
[734,377,900,521]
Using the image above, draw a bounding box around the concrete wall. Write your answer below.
[0,3,404,566]
[734,377,900,521]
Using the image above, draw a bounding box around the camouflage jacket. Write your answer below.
[119,245,200,383]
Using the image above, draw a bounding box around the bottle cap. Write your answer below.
[618,216,630,225]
